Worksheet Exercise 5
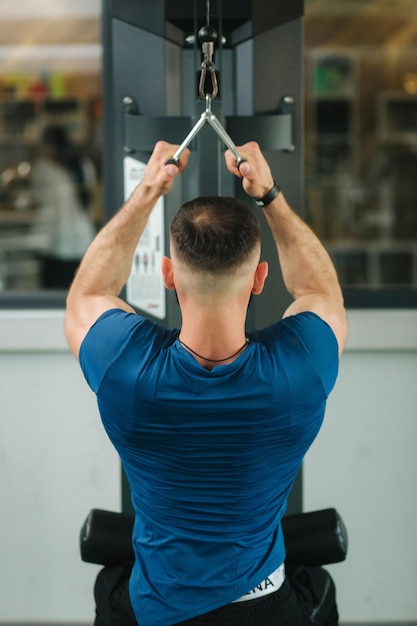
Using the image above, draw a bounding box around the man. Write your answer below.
[65,141,347,626]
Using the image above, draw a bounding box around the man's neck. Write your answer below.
[178,305,248,369]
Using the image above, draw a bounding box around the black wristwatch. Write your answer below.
[254,182,281,207]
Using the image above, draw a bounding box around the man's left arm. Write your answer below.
[65,141,190,359]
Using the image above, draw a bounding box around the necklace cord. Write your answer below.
[178,337,249,363]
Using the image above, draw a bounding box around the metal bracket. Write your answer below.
[123,95,295,157]
[226,97,295,153]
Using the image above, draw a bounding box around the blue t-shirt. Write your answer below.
[80,309,338,626]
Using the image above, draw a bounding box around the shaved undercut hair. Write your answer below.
[170,196,261,273]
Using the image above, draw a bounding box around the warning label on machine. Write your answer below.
[123,156,166,319]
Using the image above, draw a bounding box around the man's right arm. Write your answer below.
[225,142,348,356]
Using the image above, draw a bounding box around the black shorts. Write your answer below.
[94,562,339,626]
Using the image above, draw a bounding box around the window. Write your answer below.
[305,0,417,306]
[0,5,102,306]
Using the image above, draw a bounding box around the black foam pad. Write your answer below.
[282,508,348,567]
[80,509,134,567]
[80,507,348,568]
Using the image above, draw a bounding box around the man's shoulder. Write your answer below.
[79,309,175,393]
[251,312,338,368]
[251,311,331,342]
[85,308,166,344]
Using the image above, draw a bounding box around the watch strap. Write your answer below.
[254,182,281,207]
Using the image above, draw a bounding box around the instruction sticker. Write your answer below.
[123,156,166,319]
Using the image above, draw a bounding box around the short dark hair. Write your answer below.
[170,196,261,273]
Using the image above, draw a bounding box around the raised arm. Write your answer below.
[65,141,190,358]
[225,142,348,355]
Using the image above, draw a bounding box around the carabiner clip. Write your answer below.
[198,24,219,101]
[199,59,219,100]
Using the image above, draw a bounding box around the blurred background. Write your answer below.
[0,0,417,297]
[0,0,102,293]
[304,0,417,300]
[0,2,416,624]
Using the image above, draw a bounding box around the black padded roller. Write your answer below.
[282,507,348,567]
[80,509,134,567]
[80,507,348,567]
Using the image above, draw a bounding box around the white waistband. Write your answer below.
[232,563,286,603]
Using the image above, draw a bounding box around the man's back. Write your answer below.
[80,307,338,626]
[66,140,346,625]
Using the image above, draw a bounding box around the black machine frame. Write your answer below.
[102,0,305,514]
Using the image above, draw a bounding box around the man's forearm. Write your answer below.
[68,184,159,299]
[262,192,343,303]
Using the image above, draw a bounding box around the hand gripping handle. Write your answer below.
[164,103,246,172]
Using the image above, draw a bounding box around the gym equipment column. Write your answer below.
[102,0,304,513]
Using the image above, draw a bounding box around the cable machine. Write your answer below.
[122,1,295,183]
[102,0,305,513]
